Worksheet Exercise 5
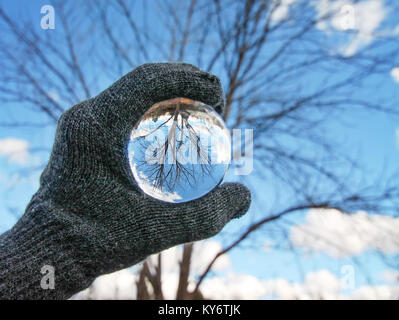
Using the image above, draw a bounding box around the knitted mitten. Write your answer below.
[0,63,251,299]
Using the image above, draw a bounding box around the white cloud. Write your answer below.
[72,241,232,300]
[149,241,232,299]
[147,241,231,275]
[271,0,296,22]
[0,138,29,165]
[263,269,399,300]
[314,0,387,56]
[264,270,342,299]
[263,240,273,252]
[315,0,365,32]
[180,268,399,300]
[70,269,138,300]
[71,268,399,300]
[350,285,399,299]
[290,209,399,258]
[161,272,180,300]
[48,90,60,102]
[391,68,399,83]
[201,272,268,299]
[69,236,399,300]
[191,241,231,273]
[380,270,399,284]
[204,269,397,300]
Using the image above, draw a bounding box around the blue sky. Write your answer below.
[1,0,399,299]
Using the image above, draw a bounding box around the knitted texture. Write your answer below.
[0,63,251,300]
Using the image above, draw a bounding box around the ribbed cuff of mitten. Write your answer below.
[0,195,94,300]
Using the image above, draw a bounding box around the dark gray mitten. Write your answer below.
[0,63,251,299]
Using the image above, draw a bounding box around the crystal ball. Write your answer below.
[128,97,231,203]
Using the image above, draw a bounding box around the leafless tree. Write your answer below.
[132,98,216,192]
[1,0,399,299]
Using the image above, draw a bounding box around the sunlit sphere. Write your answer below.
[128,97,231,203]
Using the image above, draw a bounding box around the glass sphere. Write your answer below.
[128,97,231,203]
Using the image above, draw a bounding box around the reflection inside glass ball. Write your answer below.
[128,98,231,203]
